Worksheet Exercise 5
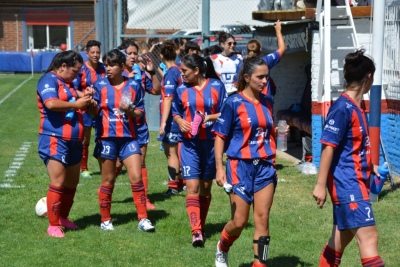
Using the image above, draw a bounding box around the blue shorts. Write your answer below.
[333,200,376,231]
[137,124,150,147]
[98,138,141,162]
[38,134,82,167]
[82,112,94,128]
[93,140,101,158]
[158,132,180,145]
[179,139,215,180]
[226,158,277,204]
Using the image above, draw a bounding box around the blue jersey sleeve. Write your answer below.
[320,103,349,148]
[262,51,281,70]
[163,68,181,97]
[37,74,60,102]
[212,99,234,138]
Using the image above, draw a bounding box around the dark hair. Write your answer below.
[148,37,160,46]
[237,57,267,91]
[86,40,101,51]
[218,32,235,45]
[343,49,375,86]
[46,50,83,73]
[173,38,186,47]
[118,39,138,51]
[182,54,207,74]
[103,49,126,67]
[160,40,177,61]
[184,41,201,55]
[246,39,261,57]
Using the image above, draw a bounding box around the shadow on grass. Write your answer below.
[74,209,169,229]
[113,191,186,205]
[376,181,400,200]
[239,255,312,267]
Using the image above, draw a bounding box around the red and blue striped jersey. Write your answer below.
[261,51,281,98]
[160,66,182,133]
[320,93,371,204]
[73,61,106,90]
[93,77,144,139]
[37,71,84,141]
[212,92,276,163]
[172,78,227,140]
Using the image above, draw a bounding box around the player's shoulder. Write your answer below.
[94,77,109,87]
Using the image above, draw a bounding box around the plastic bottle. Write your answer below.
[132,64,142,81]
[223,183,232,194]
[370,162,389,195]
[65,97,76,121]
[277,120,287,151]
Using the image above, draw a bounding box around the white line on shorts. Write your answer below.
[0,76,33,106]
[0,141,32,188]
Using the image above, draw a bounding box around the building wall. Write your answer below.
[0,6,95,52]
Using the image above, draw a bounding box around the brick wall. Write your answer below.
[0,6,95,52]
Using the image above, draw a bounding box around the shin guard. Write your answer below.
[253,236,270,264]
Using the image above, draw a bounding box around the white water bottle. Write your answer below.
[277,120,287,151]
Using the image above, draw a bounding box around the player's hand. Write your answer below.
[75,95,92,109]
[159,122,166,136]
[178,119,191,133]
[313,184,327,209]
[85,86,95,97]
[215,168,227,187]
[275,20,282,32]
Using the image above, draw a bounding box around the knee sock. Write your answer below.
[361,256,384,267]
[200,195,211,230]
[186,195,201,233]
[319,244,343,267]
[219,227,240,253]
[168,179,179,190]
[47,184,63,226]
[60,186,76,219]
[131,183,147,220]
[252,263,267,267]
[141,164,149,198]
[81,144,89,171]
[98,184,114,222]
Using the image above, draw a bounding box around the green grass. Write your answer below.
[0,74,399,267]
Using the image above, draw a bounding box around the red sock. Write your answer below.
[252,263,267,267]
[98,184,114,222]
[131,183,147,220]
[186,196,201,233]
[319,244,343,267]
[361,256,384,267]
[60,186,76,218]
[47,184,63,226]
[200,195,211,230]
[178,178,185,189]
[81,144,89,171]
[168,179,179,190]
[141,164,149,197]
[219,227,240,253]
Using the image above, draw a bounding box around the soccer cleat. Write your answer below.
[215,241,229,267]
[59,217,79,230]
[81,170,92,179]
[163,188,179,196]
[146,198,156,210]
[191,111,205,136]
[138,218,155,232]
[100,220,114,230]
[192,230,204,248]
[47,225,65,238]
[159,144,164,151]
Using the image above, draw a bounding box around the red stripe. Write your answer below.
[255,103,268,159]
[230,159,239,185]
[238,103,251,158]
[49,136,58,156]
[101,88,109,137]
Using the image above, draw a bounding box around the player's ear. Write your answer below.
[243,73,250,83]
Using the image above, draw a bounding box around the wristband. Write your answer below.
[147,69,156,75]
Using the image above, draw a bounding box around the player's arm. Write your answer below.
[312,144,334,209]
[44,96,91,112]
[159,96,173,135]
[214,134,227,187]
[275,20,286,56]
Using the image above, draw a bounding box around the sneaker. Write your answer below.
[100,220,114,230]
[146,198,156,210]
[138,218,155,232]
[163,188,179,196]
[81,170,92,179]
[59,217,79,230]
[192,230,204,247]
[215,241,229,267]
[47,225,65,238]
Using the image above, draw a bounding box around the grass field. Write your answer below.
[0,74,399,267]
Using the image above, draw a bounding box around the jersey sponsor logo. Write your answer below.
[346,103,353,109]
[237,186,245,195]
[165,80,175,89]
[129,81,137,86]
[247,118,252,124]
[232,96,242,103]
[211,80,221,86]
[216,117,225,125]
[253,159,259,165]
[98,80,107,85]
[40,84,56,95]
[324,119,339,133]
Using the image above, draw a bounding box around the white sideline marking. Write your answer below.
[0,141,32,188]
[0,76,33,106]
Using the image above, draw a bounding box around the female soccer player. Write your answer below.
[118,39,161,210]
[210,32,243,95]
[158,40,184,195]
[213,57,277,267]
[73,40,106,179]
[313,50,384,266]
[89,49,155,232]
[37,50,94,238]
[172,54,226,247]
[246,20,286,98]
